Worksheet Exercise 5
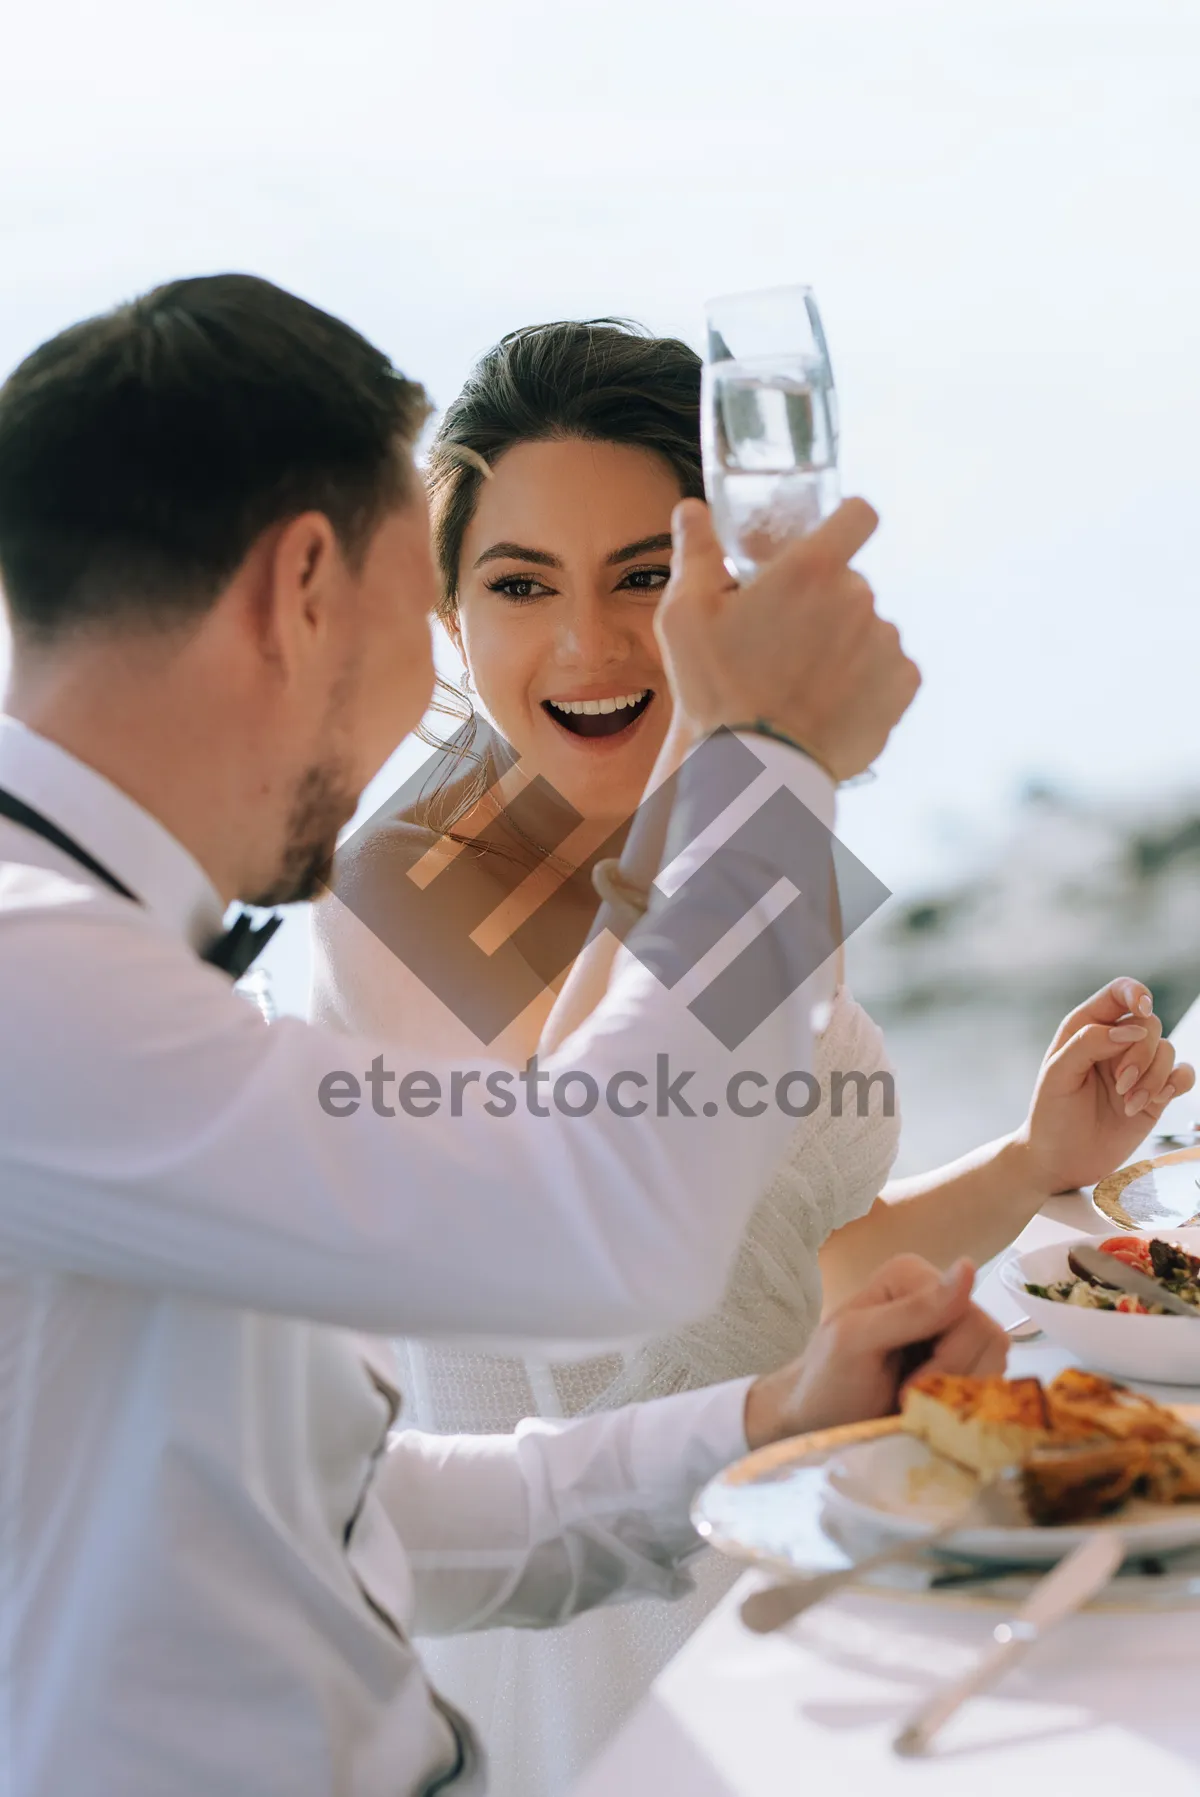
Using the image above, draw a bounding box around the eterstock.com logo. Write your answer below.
[324,724,890,1053]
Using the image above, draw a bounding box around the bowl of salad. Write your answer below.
[1001,1229,1200,1385]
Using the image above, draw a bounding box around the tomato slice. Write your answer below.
[1099,1234,1153,1272]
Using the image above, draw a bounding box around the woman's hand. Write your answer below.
[1013,978,1196,1196]
[744,1254,1007,1447]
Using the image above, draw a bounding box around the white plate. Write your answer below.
[822,1427,1200,1565]
[1093,1145,1200,1230]
[1002,1229,1200,1384]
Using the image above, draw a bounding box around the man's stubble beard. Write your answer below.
[248,756,359,907]
[249,655,365,908]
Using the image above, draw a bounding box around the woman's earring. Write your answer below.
[460,669,474,697]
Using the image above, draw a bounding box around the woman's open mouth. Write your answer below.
[541,689,654,741]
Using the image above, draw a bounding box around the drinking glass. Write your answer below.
[702,283,875,782]
[702,283,839,579]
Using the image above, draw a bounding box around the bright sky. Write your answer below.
[2,0,1198,1011]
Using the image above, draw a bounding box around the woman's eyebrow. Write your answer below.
[473,541,562,569]
[606,533,673,565]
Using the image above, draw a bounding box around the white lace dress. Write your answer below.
[311,893,901,1797]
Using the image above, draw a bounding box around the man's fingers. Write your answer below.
[846,1258,975,1358]
[917,1308,1009,1380]
[745,498,881,600]
[795,496,880,569]
[844,1251,960,1310]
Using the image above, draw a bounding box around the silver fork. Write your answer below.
[740,1476,1000,1634]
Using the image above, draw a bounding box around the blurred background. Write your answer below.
[3,0,1198,1170]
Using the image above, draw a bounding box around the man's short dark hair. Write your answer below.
[0,273,430,642]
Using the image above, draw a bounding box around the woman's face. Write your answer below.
[453,437,680,826]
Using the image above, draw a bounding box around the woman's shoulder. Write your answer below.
[815,983,890,1074]
[329,812,442,898]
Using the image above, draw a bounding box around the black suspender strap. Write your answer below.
[0,786,140,903]
[0,784,283,977]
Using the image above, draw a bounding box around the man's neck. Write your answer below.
[5,644,251,908]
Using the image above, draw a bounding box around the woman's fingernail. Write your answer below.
[1138,994,1154,1016]
[1125,1089,1150,1116]
[1115,1065,1139,1096]
[940,1256,970,1287]
[1109,1026,1147,1043]
[1157,1085,1177,1107]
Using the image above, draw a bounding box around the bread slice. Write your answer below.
[901,1373,1055,1477]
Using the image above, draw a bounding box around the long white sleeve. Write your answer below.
[378,1377,754,1635]
[0,733,836,1341]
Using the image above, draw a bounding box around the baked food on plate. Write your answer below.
[900,1373,1055,1476]
[901,1367,1200,1525]
[1020,1439,1151,1525]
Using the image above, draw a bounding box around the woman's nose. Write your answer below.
[552,595,631,668]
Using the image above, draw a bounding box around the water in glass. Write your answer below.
[703,351,839,578]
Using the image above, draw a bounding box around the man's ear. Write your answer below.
[260,512,342,664]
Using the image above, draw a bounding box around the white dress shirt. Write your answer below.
[0,714,836,1797]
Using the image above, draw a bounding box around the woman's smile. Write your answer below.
[540,685,656,746]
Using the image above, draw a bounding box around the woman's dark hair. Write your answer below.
[418,319,704,832]
[0,272,429,642]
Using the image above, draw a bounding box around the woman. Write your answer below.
[312,320,1191,1797]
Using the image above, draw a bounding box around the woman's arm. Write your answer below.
[820,977,1196,1311]
[819,1136,1042,1309]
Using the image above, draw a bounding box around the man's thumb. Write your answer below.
[667,499,727,601]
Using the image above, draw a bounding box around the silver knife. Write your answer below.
[893,1530,1123,1756]
[1070,1243,1200,1318]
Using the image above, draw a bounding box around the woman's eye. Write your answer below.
[488,575,552,603]
[618,566,670,596]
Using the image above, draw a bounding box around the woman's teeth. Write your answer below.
[546,690,648,718]
[542,689,654,738]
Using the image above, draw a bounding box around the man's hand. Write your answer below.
[655,498,920,783]
[1011,977,1197,1197]
[743,1254,1008,1449]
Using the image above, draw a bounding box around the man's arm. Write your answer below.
[381,1379,752,1635]
[0,500,917,1341]
[0,736,836,1340]
[379,1256,1007,1636]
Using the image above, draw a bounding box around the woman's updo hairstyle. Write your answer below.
[418,318,703,822]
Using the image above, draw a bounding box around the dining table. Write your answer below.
[571,1185,1200,1794]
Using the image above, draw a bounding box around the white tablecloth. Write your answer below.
[573,1192,1200,1793]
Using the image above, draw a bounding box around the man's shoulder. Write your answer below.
[0,856,119,921]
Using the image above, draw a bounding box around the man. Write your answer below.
[0,273,992,1797]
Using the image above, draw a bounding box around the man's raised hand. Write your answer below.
[655,498,920,782]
